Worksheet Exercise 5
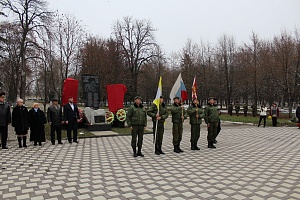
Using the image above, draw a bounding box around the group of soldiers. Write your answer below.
[126,96,220,157]
[228,102,256,117]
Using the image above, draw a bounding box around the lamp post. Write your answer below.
[44,67,50,112]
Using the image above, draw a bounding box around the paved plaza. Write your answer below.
[1,119,300,200]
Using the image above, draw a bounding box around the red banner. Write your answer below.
[106,84,127,113]
[62,78,79,106]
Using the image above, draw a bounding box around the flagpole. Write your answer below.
[154,118,158,154]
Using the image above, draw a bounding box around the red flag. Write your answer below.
[106,84,127,113]
[192,76,197,99]
[62,78,79,106]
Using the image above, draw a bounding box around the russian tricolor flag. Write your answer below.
[170,73,188,103]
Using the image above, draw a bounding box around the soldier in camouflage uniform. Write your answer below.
[187,98,203,150]
[171,97,187,153]
[127,96,147,157]
[243,103,248,117]
[228,102,233,116]
[147,96,169,155]
[204,97,220,148]
[251,104,257,117]
[235,101,240,116]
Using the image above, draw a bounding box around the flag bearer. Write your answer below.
[147,96,168,155]
[187,98,203,150]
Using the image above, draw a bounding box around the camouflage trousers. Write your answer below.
[172,123,183,145]
[153,121,164,147]
[207,122,218,144]
[131,125,144,147]
[190,124,200,144]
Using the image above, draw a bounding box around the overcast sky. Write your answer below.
[48,0,300,55]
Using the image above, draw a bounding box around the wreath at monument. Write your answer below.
[105,111,114,124]
[116,109,126,122]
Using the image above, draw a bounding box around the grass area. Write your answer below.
[44,124,95,140]
[112,126,151,135]
[44,123,151,139]
[112,127,131,135]
[220,114,296,127]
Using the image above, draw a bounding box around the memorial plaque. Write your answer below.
[82,74,100,108]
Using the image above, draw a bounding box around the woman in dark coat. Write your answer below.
[12,98,29,148]
[28,103,46,146]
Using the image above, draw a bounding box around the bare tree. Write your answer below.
[216,34,236,105]
[55,12,85,97]
[272,31,296,117]
[1,0,52,101]
[0,22,21,102]
[113,16,158,98]
[244,32,260,115]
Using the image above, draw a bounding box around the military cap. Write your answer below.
[0,92,5,98]
[134,96,142,100]
[173,96,180,100]
[207,97,215,101]
[51,97,59,101]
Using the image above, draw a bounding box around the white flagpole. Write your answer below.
[154,118,158,154]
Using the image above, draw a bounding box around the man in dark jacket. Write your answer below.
[127,96,147,157]
[171,97,187,153]
[0,92,11,149]
[187,98,203,150]
[204,97,220,148]
[47,98,63,145]
[147,96,169,155]
[12,98,29,148]
[63,97,80,143]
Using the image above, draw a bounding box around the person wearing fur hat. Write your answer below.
[12,98,29,148]
[187,98,203,150]
[47,98,63,145]
[147,96,169,155]
[0,92,11,149]
[127,96,147,157]
[171,96,187,153]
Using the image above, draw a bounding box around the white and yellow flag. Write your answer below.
[153,76,162,110]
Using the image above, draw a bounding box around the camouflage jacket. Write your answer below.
[171,103,187,124]
[187,104,204,125]
[147,103,168,123]
[204,104,220,124]
[126,103,147,127]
